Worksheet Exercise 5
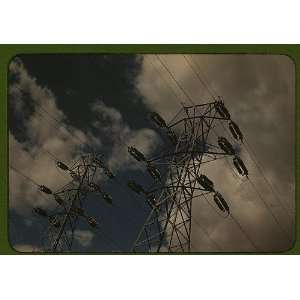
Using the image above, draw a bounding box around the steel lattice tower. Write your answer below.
[131,100,244,252]
[33,99,246,252]
[34,153,114,252]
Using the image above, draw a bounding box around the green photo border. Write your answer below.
[0,44,298,255]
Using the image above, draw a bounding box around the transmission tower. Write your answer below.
[15,54,290,252]
[130,99,246,252]
[33,153,115,252]
[30,98,247,252]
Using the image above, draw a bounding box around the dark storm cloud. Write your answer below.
[8,56,160,252]
[9,54,295,252]
[17,54,149,131]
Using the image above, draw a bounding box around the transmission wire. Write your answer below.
[186,54,220,98]
[244,138,294,217]
[145,56,183,106]
[230,213,259,251]
[33,101,95,153]
[155,55,196,105]
[164,55,288,251]
[187,53,294,221]
[9,164,40,187]
[183,55,216,100]
[248,178,293,243]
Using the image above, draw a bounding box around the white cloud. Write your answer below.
[13,244,42,253]
[136,56,184,123]
[9,55,295,252]
[9,59,161,218]
[72,230,95,247]
[9,59,92,215]
[91,100,161,172]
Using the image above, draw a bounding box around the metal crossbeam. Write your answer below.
[132,101,231,252]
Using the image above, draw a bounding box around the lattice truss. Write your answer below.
[32,99,246,252]
[131,100,246,252]
[33,153,115,252]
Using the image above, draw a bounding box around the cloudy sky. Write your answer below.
[9,54,295,252]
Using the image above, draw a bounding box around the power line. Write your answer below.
[183,55,216,99]
[192,217,223,251]
[248,178,293,243]
[17,92,96,155]
[230,214,259,251]
[186,53,294,221]
[33,108,89,155]
[244,138,294,217]
[34,104,91,151]
[185,54,220,98]
[182,54,293,243]
[218,119,294,220]
[157,55,292,252]
[10,124,73,182]
[9,165,40,187]
[155,55,196,106]
[11,151,149,251]
[202,192,260,251]
[11,144,70,184]
[11,127,152,248]
[11,55,293,253]
[145,56,183,106]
